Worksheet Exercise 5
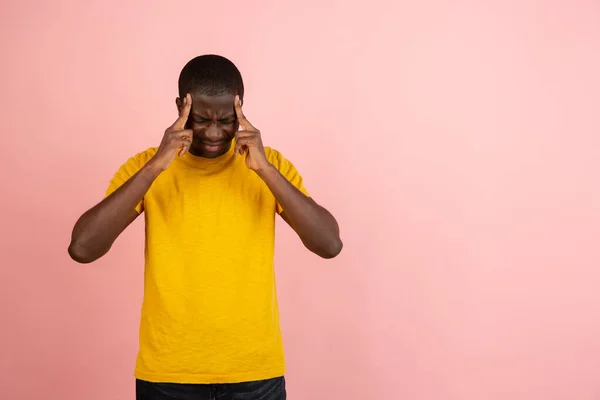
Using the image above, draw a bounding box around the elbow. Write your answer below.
[316,238,343,259]
[68,241,98,264]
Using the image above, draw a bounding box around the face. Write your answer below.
[176,92,239,158]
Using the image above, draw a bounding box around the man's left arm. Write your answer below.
[233,95,343,259]
[258,165,342,259]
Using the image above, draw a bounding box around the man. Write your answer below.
[68,54,342,400]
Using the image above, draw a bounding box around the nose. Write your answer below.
[204,122,223,141]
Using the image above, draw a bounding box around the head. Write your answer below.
[176,54,244,158]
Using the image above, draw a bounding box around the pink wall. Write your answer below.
[2,1,600,399]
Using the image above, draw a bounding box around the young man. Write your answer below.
[68,55,342,400]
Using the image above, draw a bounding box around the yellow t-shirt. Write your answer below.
[105,141,309,384]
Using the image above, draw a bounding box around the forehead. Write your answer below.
[191,93,235,115]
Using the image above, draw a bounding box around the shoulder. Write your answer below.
[264,146,305,178]
[106,147,158,194]
[264,146,282,162]
[118,147,158,169]
[264,147,292,169]
[130,147,158,165]
[264,146,309,195]
[110,147,157,179]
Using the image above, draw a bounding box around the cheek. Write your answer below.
[222,123,238,135]
[189,122,207,132]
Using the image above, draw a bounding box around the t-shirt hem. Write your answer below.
[134,367,286,384]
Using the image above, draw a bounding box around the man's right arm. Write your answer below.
[68,163,162,263]
[68,93,194,264]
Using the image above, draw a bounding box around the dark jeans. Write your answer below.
[136,376,286,400]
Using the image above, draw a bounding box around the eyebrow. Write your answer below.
[191,113,236,119]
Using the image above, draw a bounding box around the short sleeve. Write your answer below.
[105,149,154,214]
[267,148,310,214]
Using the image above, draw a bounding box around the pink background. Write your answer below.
[2,1,600,399]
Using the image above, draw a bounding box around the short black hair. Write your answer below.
[178,54,244,99]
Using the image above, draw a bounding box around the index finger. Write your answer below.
[171,93,192,131]
[234,95,256,131]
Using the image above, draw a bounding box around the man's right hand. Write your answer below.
[68,94,194,263]
[150,93,193,171]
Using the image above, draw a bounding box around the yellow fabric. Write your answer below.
[105,141,309,384]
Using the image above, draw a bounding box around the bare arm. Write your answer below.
[68,164,161,263]
[68,93,194,264]
[258,166,342,258]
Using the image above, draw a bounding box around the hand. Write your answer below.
[149,93,194,171]
[234,95,270,172]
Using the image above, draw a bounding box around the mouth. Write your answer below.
[196,140,228,153]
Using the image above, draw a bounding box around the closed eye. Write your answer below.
[192,118,234,124]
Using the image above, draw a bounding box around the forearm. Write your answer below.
[257,165,342,258]
[68,162,161,263]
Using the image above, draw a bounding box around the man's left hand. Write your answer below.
[234,95,270,172]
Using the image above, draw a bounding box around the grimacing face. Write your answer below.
[176,92,240,158]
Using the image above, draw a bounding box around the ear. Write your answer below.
[175,97,183,113]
